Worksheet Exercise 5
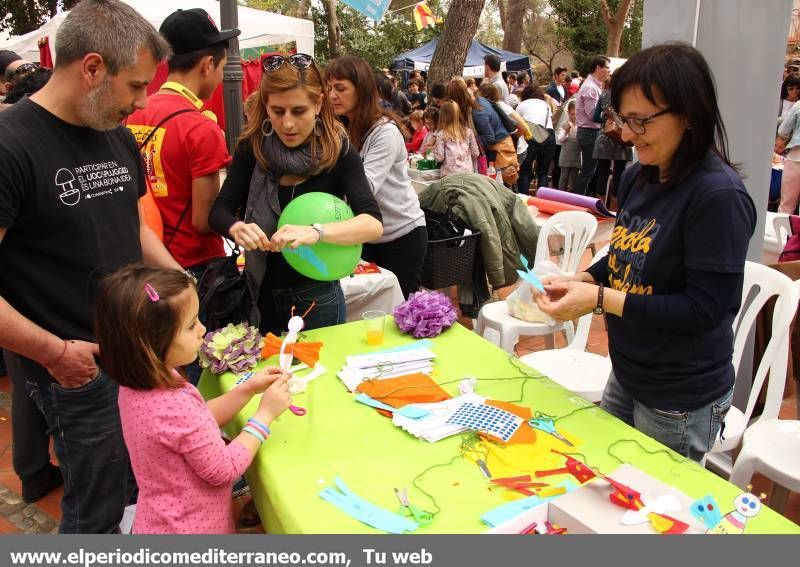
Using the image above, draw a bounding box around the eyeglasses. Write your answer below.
[5,62,39,82]
[610,107,672,135]
[262,53,315,73]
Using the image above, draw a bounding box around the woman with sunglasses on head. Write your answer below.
[326,56,427,299]
[209,54,383,335]
[535,43,756,462]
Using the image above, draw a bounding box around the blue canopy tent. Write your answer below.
[392,38,530,78]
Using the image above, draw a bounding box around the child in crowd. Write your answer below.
[419,106,439,155]
[432,100,479,176]
[556,99,581,191]
[95,266,292,534]
[405,110,428,154]
[465,77,479,98]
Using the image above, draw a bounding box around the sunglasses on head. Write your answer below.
[262,53,315,73]
[5,62,39,82]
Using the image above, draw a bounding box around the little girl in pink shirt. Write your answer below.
[96,265,291,534]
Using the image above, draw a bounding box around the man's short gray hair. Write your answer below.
[55,0,170,75]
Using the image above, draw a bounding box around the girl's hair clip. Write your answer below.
[144,283,160,302]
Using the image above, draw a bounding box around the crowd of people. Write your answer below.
[378,54,637,203]
[0,0,760,536]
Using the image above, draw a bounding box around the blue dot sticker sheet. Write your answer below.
[446,402,523,442]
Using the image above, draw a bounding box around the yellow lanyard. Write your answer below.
[160,81,203,109]
[160,81,218,123]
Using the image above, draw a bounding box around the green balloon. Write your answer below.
[277,192,363,281]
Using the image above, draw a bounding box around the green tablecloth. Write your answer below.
[198,320,800,534]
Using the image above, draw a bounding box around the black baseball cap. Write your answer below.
[159,8,240,55]
[0,50,21,77]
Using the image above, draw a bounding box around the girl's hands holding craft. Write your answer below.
[255,374,293,424]
[243,366,291,395]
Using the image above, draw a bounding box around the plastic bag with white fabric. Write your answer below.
[506,260,565,325]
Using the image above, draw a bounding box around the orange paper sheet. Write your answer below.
[527,197,594,216]
[356,373,451,417]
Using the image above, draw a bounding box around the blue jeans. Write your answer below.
[259,280,346,336]
[600,371,733,462]
[17,355,133,532]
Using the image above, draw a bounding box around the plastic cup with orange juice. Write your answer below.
[362,310,386,346]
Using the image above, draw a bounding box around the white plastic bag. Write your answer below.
[506,260,565,325]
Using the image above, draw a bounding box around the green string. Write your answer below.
[607,439,688,467]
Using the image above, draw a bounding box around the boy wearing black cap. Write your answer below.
[126,8,239,287]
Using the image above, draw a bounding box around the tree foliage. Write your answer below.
[548,0,642,73]
[0,0,80,36]
[311,3,439,69]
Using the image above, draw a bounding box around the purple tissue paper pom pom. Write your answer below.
[393,290,457,338]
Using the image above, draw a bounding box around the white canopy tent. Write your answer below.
[0,0,314,63]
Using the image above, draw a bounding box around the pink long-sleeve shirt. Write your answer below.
[118,381,252,534]
[575,73,603,129]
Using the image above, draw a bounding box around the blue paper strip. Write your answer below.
[319,476,418,534]
[480,480,578,527]
[354,393,431,420]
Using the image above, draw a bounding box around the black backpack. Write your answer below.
[195,248,253,331]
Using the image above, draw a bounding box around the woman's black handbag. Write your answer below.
[196,249,252,331]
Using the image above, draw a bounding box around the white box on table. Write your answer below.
[486,463,706,534]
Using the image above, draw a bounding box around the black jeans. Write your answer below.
[5,350,52,492]
[595,159,628,201]
[573,127,600,195]
[518,133,556,194]
[7,352,133,533]
[550,145,562,188]
[362,225,428,300]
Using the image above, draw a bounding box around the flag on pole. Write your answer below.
[413,1,438,30]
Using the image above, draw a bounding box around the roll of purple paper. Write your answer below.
[536,187,615,217]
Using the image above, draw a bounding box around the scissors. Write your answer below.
[528,416,574,447]
[394,487,433,525]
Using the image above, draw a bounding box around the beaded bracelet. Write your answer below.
[247,417,271,437]
[242,425,265,443]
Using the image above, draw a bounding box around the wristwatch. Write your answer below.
[593,283,605,315]
[311,223,324,243]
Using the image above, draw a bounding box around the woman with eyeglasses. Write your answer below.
[535,43,756,462]
[209,54,383,335]
[326,56,427,299]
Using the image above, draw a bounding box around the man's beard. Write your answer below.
[77,79,126,131]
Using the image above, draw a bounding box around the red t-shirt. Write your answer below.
[127,93,231,268]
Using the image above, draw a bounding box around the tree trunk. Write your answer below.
[502,0,526,53]
[600,0,634,57]
[323,0,341,59]
[427,0,486,85]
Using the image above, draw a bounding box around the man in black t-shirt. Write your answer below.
[0,1,178,533]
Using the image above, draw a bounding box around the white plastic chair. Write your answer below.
[517,245,611,402]
[475,211,598,353]
[729,418,800,514]
[705,265,799,476]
